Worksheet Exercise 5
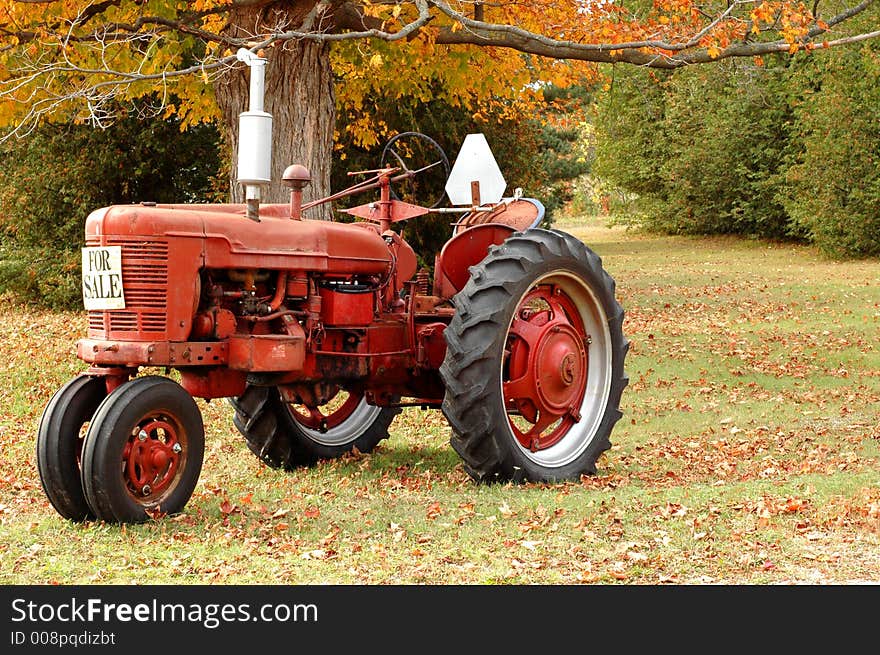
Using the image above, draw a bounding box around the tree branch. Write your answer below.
[427,0,879,67]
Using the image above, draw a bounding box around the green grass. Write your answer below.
[1,215,878,584]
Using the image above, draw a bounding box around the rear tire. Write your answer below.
[81,376,204,523]
[440,228,628,483]
[230,386,399,470]
[36,375,107,521]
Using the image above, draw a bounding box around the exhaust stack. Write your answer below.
[236,48,272,221]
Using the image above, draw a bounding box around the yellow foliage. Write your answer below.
[0,0,858,137]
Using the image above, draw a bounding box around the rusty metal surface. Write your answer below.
[179,369,247,400]
[340,198,431,223]
[319,287,375,326]
[436,223,515,294]
[454,198,544,234]
[227,333,306,372]
[87,205,392,272]
[78,339,229,367]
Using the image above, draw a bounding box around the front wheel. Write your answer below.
[36,375,108,521]
[440,228,629,483]
[80,376,204,523]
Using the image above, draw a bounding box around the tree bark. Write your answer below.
[214,2,336,220]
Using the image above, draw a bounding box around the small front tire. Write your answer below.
[36,375,108,521]
[80,376,204,523]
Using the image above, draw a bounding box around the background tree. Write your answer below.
[594,59,799,240]
[591,28,880,258]
[1,0,877,216]
[782,42,880,257]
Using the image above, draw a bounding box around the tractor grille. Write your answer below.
[87,238,169,336]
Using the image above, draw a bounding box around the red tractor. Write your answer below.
[36,52,628,524]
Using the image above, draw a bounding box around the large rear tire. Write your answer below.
[80,376,204,523]
[440,228,628,483]
[230,386,399,470]
[36,375,107,521]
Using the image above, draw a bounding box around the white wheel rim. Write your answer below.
[287,395,383,447]
[503,271,613,468]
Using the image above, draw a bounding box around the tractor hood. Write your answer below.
[85,203,392,274]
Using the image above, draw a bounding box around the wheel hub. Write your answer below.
[504,285,589,452]
[122,418,181,499]
[288,391,362,433]
[561,354,576,384]
[534,323,586,413]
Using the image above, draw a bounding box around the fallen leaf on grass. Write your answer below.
[576,571,599,583]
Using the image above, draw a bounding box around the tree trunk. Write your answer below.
[214,3,336,220]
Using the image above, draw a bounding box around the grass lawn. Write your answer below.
[1,215,877,584]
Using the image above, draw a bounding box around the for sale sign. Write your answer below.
[81,246,125,310]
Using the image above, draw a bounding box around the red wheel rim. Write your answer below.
[121,415,186,502]
[288,391,362,432]
[504,284,589,452]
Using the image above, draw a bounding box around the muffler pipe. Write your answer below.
[236,48,273,221]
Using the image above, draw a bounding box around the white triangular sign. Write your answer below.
[444,133,507,206]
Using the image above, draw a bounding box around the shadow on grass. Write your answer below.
[317,440,465,480]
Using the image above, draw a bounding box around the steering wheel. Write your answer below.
[380,132,450,209]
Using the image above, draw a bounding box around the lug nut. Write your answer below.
[142,485,152,496]
[172,443,182,454]
[138,430,148,442]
